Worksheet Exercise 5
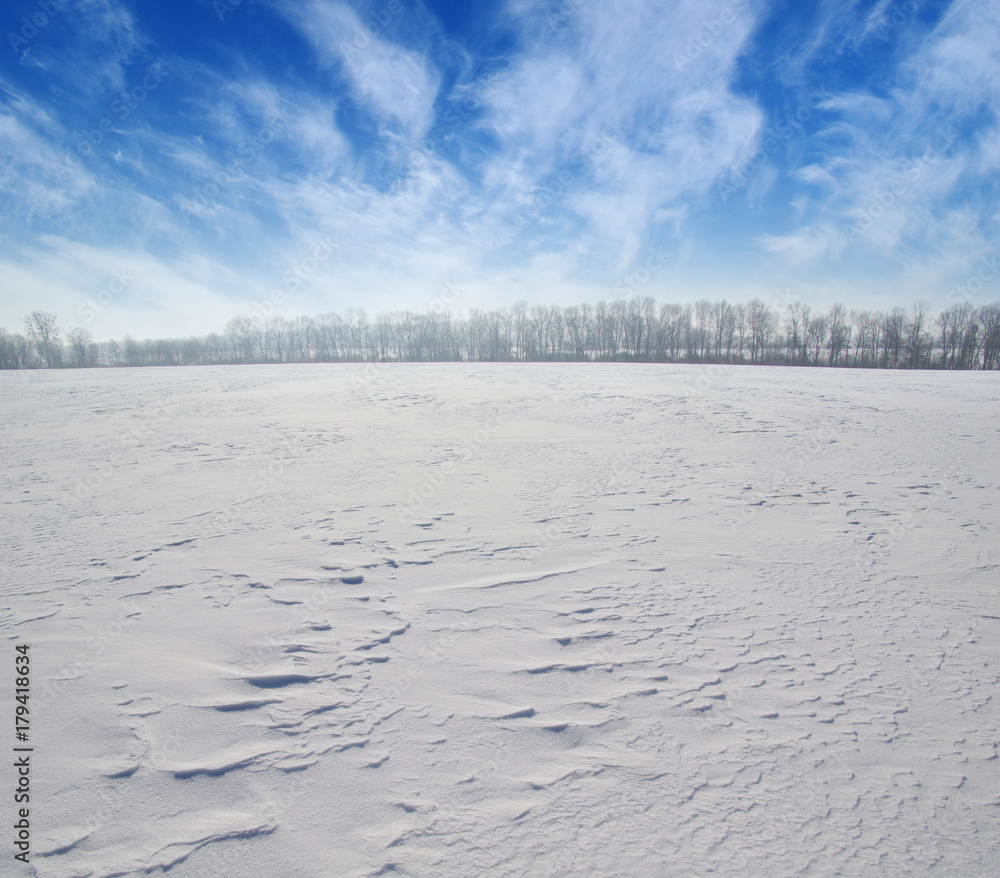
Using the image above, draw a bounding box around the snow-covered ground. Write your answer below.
[3,363,999,877]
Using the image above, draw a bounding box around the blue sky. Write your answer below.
[1,0,997,340]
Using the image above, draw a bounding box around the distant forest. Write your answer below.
[4,297,1000,371]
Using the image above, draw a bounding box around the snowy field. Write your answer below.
[3,363,1000,877]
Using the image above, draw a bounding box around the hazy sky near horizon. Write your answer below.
[1,0,998,341]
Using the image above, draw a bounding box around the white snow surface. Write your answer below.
[3,363,1000,877]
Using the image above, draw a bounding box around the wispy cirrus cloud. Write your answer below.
[753,0,1000,292]
[276,0,439,140]
[15,0,145,91]
[0,0,997,340]
[470,0,763,268]
[0,79,96,227]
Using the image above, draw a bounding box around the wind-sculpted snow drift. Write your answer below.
[3,364,999,876]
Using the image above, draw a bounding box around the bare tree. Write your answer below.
[784,301,807,364]
[102,338,124,366]
[347,309,368,361]
[204,333,228,364]
[806,315,828,365]
[66,327,94,367]
[24,311,62,367]
[747,299,775,364]
[0,328,20,369]
[123,336,144,366]
[828,303,851,366]
[0,329,12,369]
[639,296,658,360]
[712,300,735,361]
[851,310,876,367]
[660,303,687,361]
[485,307,513,360]
[180,337,204,366]
[607,300,627,360]
[373,313,395,360]
[564,305,586,360]
[0,329,35,369]
[905,302,931,369]
[253,319,270,363]
[510,300,528,361]
[880,307,906,368]
[6,295,999,372]
[694,299,712,360]
[734,304,747,362]
[153,338,180,366]
[287,316,312,362]
[225,316,257,363]
[938,303,981,369]
[980,303,1000,370]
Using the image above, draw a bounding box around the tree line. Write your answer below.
[3,298,999,371]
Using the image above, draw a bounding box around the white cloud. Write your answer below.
[4,0,998,338]
[759,224,845,267]
[0,236,247,341]
[278,0,440,139]
[0,85,96,222]
[760,0,1000,286]
[25,0,146,92]
[472,0,764,268]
